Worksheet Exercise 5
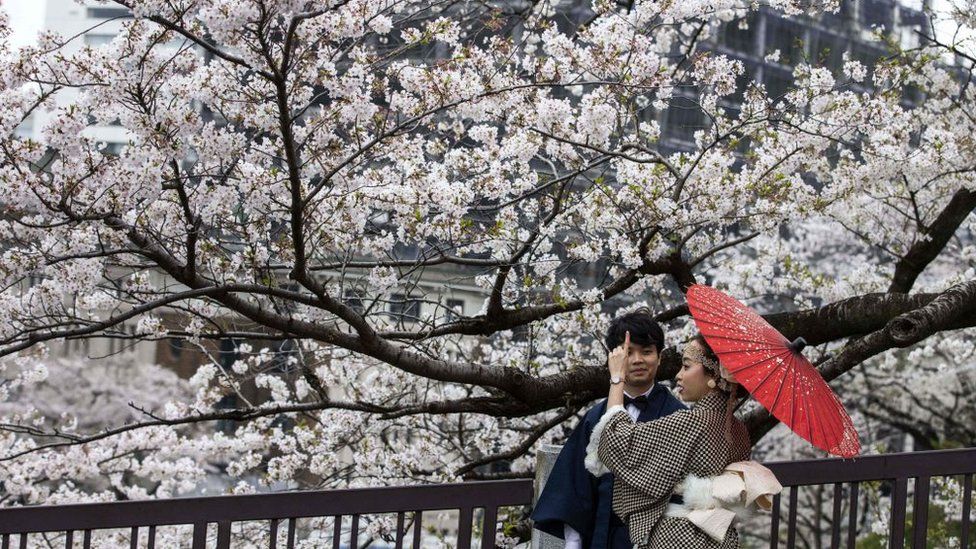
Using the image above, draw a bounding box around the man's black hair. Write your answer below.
[604,307,665,352]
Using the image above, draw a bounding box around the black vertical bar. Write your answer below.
[890,477,908,549]
[770,493,781,549]
[192,522,208,549]
[457,507,473,549]
[847,482,860,549]
[831,483,843,549]
[130,526,138,549]
[1,533,7,549]
[481,507,498,549]
[18,533,25,549]
[962,474,972,549]
[148,525,156,549]
[912,476,930,548]
[412,511,423,549]
[83,530,91,549]
[786,487,799,549]
[395,512,406,549]
[350,515,360,549]
[269,518,279,549]
[286,518,296,549]
[332,516,342,549]
[65,531,73,549]
[216,521,232,549]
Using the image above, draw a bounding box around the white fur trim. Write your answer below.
[584,405,627,476]
[673,474,754,541]
[681,474,720,509]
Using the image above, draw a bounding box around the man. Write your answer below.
[531,308,685,549]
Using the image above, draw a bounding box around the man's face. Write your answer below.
[623,342,660,388]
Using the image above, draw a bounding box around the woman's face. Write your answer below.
[675,340,715,402]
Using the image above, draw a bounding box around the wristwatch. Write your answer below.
[610,375,623,385]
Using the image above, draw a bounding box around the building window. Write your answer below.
[721,14,756,55]
[267,339,297,374]
[219,338,240,369]
[343,289,365,314]
[169,338,184,359]
[84,34,115,47]
[764,70,793,101]
[765,18,803,66]
[810,31,847,70]
[87,7,132,19]
[388,294,421,322]
[101,142,125,156]
[445,298,465,322]
[215,394,238,434]
[861,0,893,30]
[661,96,705,144]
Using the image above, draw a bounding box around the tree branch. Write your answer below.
[888,188,976,293]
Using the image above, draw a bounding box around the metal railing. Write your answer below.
[0,480,533,548]
[0,447,973,548]
[763,447,976,549]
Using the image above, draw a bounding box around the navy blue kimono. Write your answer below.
[531,383,685,549]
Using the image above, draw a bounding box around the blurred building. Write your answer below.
[658,0,929,150]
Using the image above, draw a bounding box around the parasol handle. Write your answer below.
[789,337,808,354]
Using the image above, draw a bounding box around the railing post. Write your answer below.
[269,519,278,549]
[962,474,972,549]
[394,512,405,549]
[847,482,859,549]
[191,522,207,549]
[889,477,908,549]
[911,476,930,548]
[216,520,231,549]
[786,487,799,549]
[350,514,360,549]
[769,493,780,549]
[412,511,423,548]
[480,506,498,549]
[331,516,342,549]
[456,507,473,549]
[286,518,296,548]
[830,483,843,549]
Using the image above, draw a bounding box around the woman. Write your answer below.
[585,332,752,548]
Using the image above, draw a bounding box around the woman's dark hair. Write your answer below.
[604,308,665,352]
[692,333,720,377]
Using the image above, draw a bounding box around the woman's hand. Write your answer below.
[608,330,630,380]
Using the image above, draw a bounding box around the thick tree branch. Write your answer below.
[888,188,976,293]
[744,279,976,444]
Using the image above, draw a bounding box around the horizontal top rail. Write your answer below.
[764,447,976,486]
[0,479,535,534]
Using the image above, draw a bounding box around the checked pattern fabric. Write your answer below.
[597,391,751,548]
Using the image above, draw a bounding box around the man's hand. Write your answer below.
[608,330,630,379]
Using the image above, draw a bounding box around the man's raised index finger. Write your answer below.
[624,330,631,351]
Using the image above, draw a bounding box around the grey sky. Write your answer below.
[2,0,47,48]
[0,0,971,54]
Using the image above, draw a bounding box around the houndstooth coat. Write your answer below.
[588,391,751,548]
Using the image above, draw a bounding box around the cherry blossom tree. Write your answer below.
[0,0,974,521]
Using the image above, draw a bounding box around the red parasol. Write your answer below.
[686,284,860,458]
